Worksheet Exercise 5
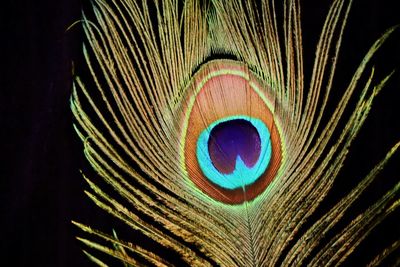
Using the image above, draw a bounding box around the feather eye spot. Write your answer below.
[180,60,282,204]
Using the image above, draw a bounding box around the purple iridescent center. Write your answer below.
[208,119,261,174]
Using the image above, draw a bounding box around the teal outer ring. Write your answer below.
[196,115,272,190]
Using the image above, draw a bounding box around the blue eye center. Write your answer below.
[196,116,272,190]
[208,119,261,174]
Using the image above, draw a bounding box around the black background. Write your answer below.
[1,0,399,266]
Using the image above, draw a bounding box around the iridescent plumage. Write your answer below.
[71,0,399,265]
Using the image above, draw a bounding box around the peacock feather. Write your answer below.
[71,0,399,265]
